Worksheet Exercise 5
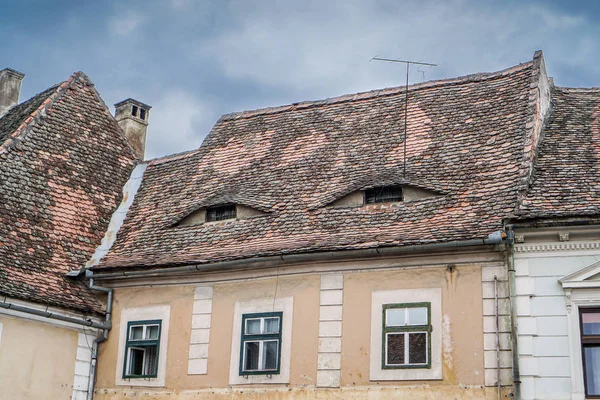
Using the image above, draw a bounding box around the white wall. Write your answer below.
[514,243,600,400]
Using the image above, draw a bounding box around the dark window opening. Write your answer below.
[140,108,146,120]
[132,105,138,117]
[206,204,237,222]
[365,186,403,204]
[581,308,600,397]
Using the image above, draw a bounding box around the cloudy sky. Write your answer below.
[2,0,599,159]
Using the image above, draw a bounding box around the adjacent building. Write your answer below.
[0,68,138,399]
[509,80,600,399]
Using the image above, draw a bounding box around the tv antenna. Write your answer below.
[370,57,437,177]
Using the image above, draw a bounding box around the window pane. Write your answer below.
[264,317,280,334]
[146,325,159,340]
[582,312,600,335]
[130,326,143,340]
[244,342,260,371]
[246,319,261,334]
[144,345,158,376]
[408,332,428,364]
[262,340,278,370]
[129,347,145,375]
[408,307,428,326]
[386,309,406,327]
[365,186,403,204]
[206,204,236,222]
[585,347,600,395]
[386,333,405,365]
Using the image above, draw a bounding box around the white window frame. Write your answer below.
[561,262,600,400]
[229,297,293,385]
[370,288,442,381]
[115,305,170,387]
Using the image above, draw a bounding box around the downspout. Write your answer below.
[494,275,501,400]
[86,277,113,400]
[506,227,521,400]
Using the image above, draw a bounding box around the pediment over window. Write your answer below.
[328,184,444,209]
[560,261,600,289]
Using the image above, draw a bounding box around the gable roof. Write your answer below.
[0,72,137,314]
[516,86,600,219]
[94,57,538,271]
[0,84,58,144]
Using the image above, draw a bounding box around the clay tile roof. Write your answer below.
[0,72,137,314]
[96,58,537,271]
[516,86,600,218]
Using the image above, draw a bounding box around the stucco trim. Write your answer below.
[317,274,343,388]
[187,286,213,375]
[515,242,600,253]
[228,297,293,385]
[71,331,95,400]
[115,305,171,387]
[370,288,442,381]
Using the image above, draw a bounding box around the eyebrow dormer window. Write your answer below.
[365,186,403,204]
[206,203,237,222]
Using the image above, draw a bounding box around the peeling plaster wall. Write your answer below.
[94,256,505,399]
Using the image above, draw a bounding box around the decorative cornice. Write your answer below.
[514,241,600,253]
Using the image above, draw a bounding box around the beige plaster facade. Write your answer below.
[0,314,79,400]
[94,251,511,399]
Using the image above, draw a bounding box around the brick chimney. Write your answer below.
[0,68,25,115]
[114,98,151,159]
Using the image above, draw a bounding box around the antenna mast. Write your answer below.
[371,57,437,178]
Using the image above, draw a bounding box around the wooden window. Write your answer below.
[123,320,162,379]
[206,204,236,222]
[581,308,600,397]
[239,312,282,375]
[365,186,403,204]
[382,303,431,369]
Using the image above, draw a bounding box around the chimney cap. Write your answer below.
[1,68,25,80]
[114,98,152,110]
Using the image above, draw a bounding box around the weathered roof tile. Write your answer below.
[0,72,137,313]
[97,60,536,270]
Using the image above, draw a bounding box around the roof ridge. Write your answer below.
[76,71,141,161]
[0,73,77,155]
[556,86,600,93]
[146,148,200,165]
[220,60,534,121]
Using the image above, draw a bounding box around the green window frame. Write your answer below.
[122,319,162,379]
[382,302,431,369]
[239,312,283,376]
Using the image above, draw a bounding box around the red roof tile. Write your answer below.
[516,86,600,218]
[96,58,537,271]
[0,72,137,313]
